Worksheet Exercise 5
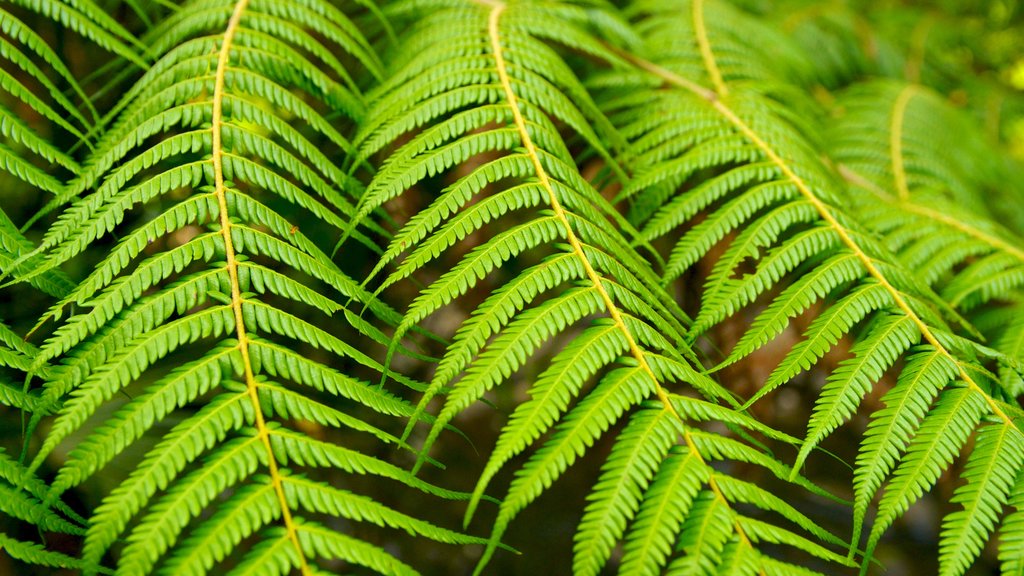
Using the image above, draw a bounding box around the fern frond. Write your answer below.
[9,1,485,573]
[0,532,106,573]
[0,2,121,223]
[936,422,1024,576]
[598,2,1024,573]
[343,3,851,575]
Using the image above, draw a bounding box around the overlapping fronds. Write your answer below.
[0,2,131,568]
[829,81,1024,314]
[0,2,99,199]
[827,80,1024,480]
[597,1,1024,574]
[350,1,852,574]
[0,293,91,570]
[1,0,1022,574]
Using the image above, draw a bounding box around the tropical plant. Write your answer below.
[0,0,1022,574]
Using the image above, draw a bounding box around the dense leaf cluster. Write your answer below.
[0,0,1022,574]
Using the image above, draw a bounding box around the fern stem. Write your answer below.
[485,4,760,570]
[211,2,309,573]
[890,85,917,201]
[693,0,728,96]
[487,1,675,427]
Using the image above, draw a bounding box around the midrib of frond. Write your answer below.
[624,41,1018,451]
[211,2,308,573]
[484,0,759,559]
[485,3,663,411]
[890,85,915,201]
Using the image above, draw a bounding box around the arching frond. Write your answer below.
[7,1,484,573]
[347,2,850,574]
[596,2,1024,574]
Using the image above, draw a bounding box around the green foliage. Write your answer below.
[0,0,1022,574]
